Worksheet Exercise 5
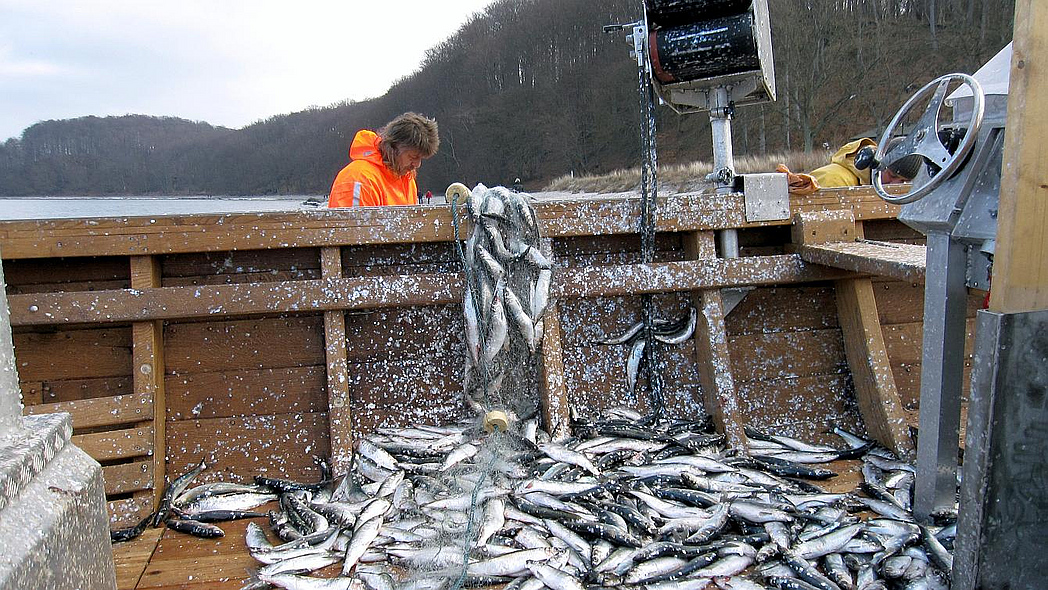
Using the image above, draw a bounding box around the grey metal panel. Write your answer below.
[954,309,1048,590]
[913,232,969,520]
[742,173,790,222]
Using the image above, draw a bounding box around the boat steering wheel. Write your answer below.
[873,73,985,205]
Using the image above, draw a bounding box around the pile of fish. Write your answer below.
[115,408,957,590]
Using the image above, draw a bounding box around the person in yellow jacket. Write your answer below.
[780,137,923,195]
[810,137,923,187]
[328,112,439,207]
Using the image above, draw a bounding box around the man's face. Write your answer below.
[881,168,908,184]
[394,148,425,176]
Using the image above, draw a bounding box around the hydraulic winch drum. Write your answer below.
[645,0,751,25]
[648,13,761,84]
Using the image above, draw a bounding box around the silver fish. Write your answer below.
[503,285,536,353]
[626,338,645,394]
[527,561,585,590]
[342,515,383,575]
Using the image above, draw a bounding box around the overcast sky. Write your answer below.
[0,0,496,142]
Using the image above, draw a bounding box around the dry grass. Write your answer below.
[543,150,832,194]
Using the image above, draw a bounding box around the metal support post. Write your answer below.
[914,231,969,520]
[709,86,739,257]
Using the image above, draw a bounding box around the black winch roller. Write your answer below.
[645,0,751,25]
[648,12,760,84]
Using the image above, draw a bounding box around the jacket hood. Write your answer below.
[828,138,877,184]
[349,130,385,166]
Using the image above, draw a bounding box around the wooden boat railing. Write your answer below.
[1,186,977,528]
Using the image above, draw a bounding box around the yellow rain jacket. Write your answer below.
[328,130,418,207]
[808,138,877,188]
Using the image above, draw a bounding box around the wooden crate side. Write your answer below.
[342,304,464,360]
[164,316,325,374]
[165,366,328,421]
[23,391,152,429]
[347,356,470,435]
[736,374,865,446]
[4,256,130,291]
[108,493,154,529]
[164,413,330,484]
[551,293,693,348]
[28,375,133,404]
[103,459,154,496]
[160,248,321,280]
[73,425,153,461]
[13,326,132,382]
[729,328,849,383]
[725,285,840,336]
[563,343,705,423]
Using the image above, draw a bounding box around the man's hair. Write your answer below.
[378,112,439,171]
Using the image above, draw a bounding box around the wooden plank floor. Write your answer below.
[114,517,276,590]
[110,462,867,590]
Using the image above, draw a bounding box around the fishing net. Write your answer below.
[451,184,550,425]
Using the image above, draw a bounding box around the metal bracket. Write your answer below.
[740,173,790,222]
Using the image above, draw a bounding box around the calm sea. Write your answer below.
[0,195,324,221]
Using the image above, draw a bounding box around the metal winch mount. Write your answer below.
[608,0,781,255]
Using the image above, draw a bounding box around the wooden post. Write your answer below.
[321,247,353,473]
[130,255,166,511]
[988,0,1048,314]
[792,211,915,458]
[683,231,747,449]
[539,301,571,440]
[536,239,571,440]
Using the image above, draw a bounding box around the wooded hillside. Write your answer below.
[0,0,1014,196]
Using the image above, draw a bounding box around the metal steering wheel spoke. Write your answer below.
[873,73,985,205]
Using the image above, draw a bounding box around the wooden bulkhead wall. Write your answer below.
[1,187,980,528]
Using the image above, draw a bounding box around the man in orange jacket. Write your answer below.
[328,112,440,207]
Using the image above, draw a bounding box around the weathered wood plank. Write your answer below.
[12,328,132,381]
[725,285,840,336]
[0,187,907,260]
[3,256,130,290]
[132,254,166,512]
[729,328,848,383]
[555,293,691,348]
[165,366,328,420]
[564,342,704,422]
[540,301,570,439]
[160,248,321,281]
[112,527,163,590]
[836,278,917,459]
[736,373,866,446]
[683,231,746,448]
[108,492,154,529]
[346,356,469,435]
[20,380,43,405]
[989,2,1048,313]
[796,240,927,283]
[30,376,133,404]
[8,255,858,326]
[322,247,353,474]
[553,255,857,299]
[73,425,153,461]
[103,459,154,496]
[137,520,277,589]
[22,391,152,429]
[164,413,329,485]
[164,316,325,374]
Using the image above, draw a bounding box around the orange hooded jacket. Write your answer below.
[328,130,418,207]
